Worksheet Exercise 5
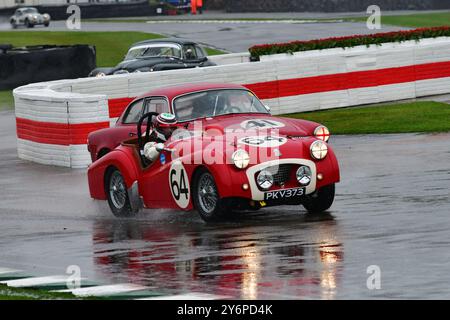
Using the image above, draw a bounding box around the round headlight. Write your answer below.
[310,140,328,160]
[257,170,274,190]
[296,165,312,186]
[232,149,250,169]
[314,126,330,142]
[95,72,106,77]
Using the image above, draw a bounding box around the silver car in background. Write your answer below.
[10,7,51,29]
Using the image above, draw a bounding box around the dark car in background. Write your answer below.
[89,38,216,77]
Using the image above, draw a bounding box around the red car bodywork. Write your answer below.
[87,83,340,214]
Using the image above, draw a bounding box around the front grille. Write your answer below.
[265,164,292,185]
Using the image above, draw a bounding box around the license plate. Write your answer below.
[264,187,306,200]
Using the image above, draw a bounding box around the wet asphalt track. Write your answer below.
[0,18,407,52]
[1,110,450,299]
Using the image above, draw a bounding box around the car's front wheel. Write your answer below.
[10,20,17,29]
[44,22,50,27]
[25,19,34,28]
[106,168,134,217]
[302,184,335,214]
[193,169,225,222]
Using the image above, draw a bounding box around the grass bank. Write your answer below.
[0,90,14,111]
[0,31,224,68]
[0,284,79,300]
[0,31,225,110]
[284,101,450,134]
[348,11,450,28]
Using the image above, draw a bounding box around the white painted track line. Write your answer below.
[144,19,343,24]
[56,284,150,297]
[0,275,72,288]
[0,268,22,275]
[137,292,229,300]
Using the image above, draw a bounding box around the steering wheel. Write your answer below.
[137,112,159,162]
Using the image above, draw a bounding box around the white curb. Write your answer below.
[0,268,22,275]
[56,283,150,297]
[1,275,78,288]
[137,292,230,300]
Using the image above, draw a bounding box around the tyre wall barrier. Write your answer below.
[14,37,450,168]
[0,45,96,90]
[0,2,167,20]
[224,0,450,12]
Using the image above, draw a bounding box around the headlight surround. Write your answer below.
[314,125,330,142]
[256,170,274,190]
[296,165,312,186]
[310,140,328,160]
[43,14,50,21]
[232,149,250,169]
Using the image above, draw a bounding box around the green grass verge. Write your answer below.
[0,31,224,68]
[347,11,450,28]
[283,101,450,134]
[204,47,226,55]
[0,31,224,111]
[0,90,14,111]
[0,31,164,67]
[0,284,80,300]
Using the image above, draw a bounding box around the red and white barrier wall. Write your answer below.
[14,37,450,168]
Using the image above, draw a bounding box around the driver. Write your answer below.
[152,113,178,143]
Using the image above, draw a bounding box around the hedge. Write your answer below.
[248,26,450,59]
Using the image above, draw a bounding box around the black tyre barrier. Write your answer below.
[0,2,170,20]
[0,45,96,90]
[224,0,450,12]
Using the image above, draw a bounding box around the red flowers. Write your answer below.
[249,26,450,59]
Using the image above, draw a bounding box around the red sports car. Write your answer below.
[87,83,340,221]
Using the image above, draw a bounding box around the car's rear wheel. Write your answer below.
[302,184,335,214]
[10,20,17,29]
[106,168,134,217]
[193,169,225,222]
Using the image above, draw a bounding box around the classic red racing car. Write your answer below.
[87,83,340,221]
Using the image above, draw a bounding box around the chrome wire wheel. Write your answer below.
[109,170,127,210]
[197,173,219,215]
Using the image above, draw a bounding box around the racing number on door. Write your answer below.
[170,169,188,201]
[169,161,190,209]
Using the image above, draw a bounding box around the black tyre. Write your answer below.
[106,168,134,217]
[10,20,17,29]
[25,19,34,28]
[44,22,49,27]
[192,169,225,222]
[302,184,335,214]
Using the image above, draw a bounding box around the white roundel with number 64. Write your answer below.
[169,161,190,209]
